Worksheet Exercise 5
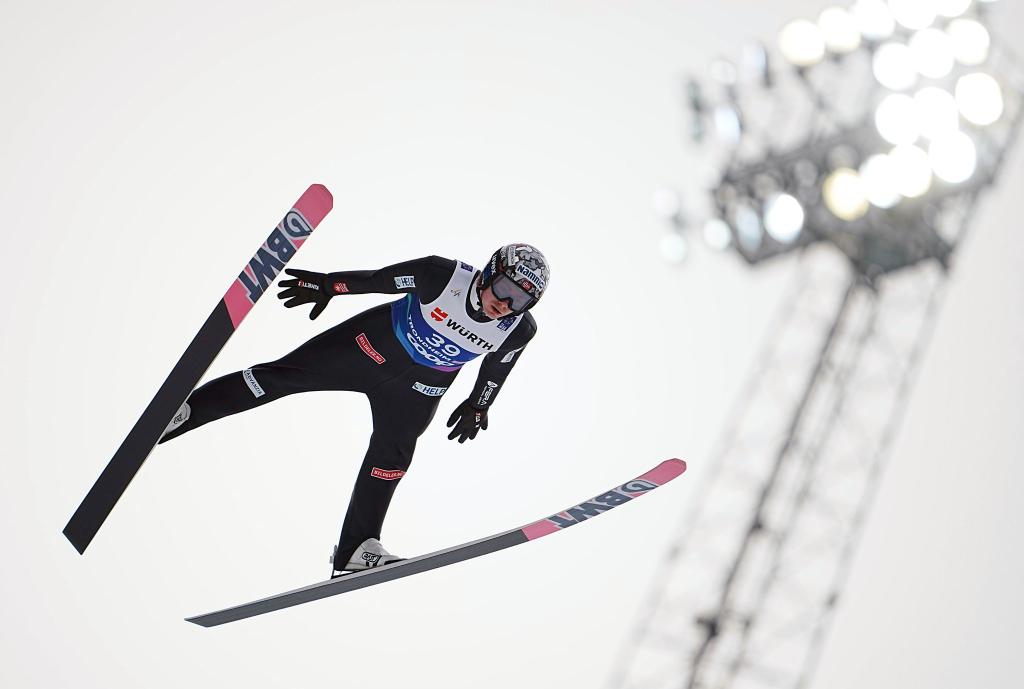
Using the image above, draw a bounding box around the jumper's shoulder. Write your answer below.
[519,311,538,338]
[414,256,462,286]
[422,255,460,272]
[499,311,537,351]
[406,256,463,303]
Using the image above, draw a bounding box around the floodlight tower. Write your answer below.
[612,2,1022,689]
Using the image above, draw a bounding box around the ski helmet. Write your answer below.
[477,243,550,313]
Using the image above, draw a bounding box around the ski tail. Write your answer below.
[63,184,333,554]
[186,458,686,626]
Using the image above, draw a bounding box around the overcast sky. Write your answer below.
[2,2,1022,688]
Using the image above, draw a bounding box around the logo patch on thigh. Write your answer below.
[356,333,386,364]
[371,468,406,481]
[412,381,448,396]
[242,368,265,398]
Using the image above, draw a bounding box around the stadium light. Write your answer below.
[650,0,1018,271]
[875,93,921,144]
[659,231,689,262]
[859,153,902,208]
[734,203,763,251]
[947,18,990,66]
[742,43,773,87]
[909,28,955,79]
[823,168,869,220]
[819,7,861,54]
[956,72,1004,125]
[873,42,918,90]
[630,1,1024,686]
[914,87,960,139]
[714,104,743,143]
[935,0,972,18]
[764,193,805,242]
[852,0,895,41]
[889,0,936,31]
[702,218,733,250]
[929,131,978,182]
[779,19,826,67]
[889,144,933,197]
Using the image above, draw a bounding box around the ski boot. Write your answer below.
[331,538,405,578]
[158,403,191,443]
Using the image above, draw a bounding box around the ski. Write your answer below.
[186,458,686,627]
[63,184,334,554]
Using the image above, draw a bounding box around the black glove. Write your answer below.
[277,269,336,320]
[446,400,488,443]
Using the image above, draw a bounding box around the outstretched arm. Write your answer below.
[277,256,456,319]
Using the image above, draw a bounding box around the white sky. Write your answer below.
[1,2,1021,688]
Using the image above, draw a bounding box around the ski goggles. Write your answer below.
[490,273,537,313]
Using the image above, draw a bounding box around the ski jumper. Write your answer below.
[159,256,538,566]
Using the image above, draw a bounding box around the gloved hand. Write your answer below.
[277,269,335,320]
[446,400,488,443]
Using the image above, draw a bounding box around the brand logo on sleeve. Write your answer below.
[500,347,521,364]
[412,382,448,396]
[430,307,448,322]
[242,368,265,398]
[356,333,386,364]
[333,282,349,293]
[459,261,473,272]
[394,276,416,290]
[476,380,498,406]
[371,467,406,481]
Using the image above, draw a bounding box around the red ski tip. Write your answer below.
[298,184,333,227]
[639,458,686,484]
[519,458,687,541]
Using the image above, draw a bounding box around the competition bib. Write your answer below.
[391,262,522,371]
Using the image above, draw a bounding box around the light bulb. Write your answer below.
[873,42,917,90]
[956,72,1004,126]
[909,28,954,79]
[859,154,902,208]
[875,93,920,144]
[914,87,960,139]
[779,19,826,67]
[763,193,805,243]
[929,131,978,183]
[819,7,862,53]
[824,168,870,220]
[889,145,932,197]
[947,19,990,66]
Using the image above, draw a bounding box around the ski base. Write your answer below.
[187,458,686,627]
[63,184,333,554]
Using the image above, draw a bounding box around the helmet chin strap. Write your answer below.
[467,272,490,322]
[470,273,484,309]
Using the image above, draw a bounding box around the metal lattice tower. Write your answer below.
[610,4,1024,689]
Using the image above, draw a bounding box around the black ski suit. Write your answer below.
[160,255,537,566]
